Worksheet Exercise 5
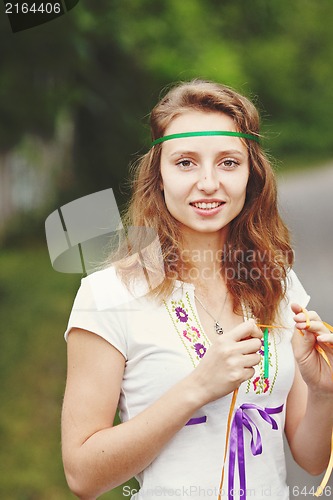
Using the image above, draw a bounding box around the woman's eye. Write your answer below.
[221,159,239,169]
[176,159,193,169]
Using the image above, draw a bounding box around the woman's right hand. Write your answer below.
[190,319,263,405]
[62,321,262,497]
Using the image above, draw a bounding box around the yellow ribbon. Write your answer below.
[218,388,239,500]
[218,324,280,499]
[299,310,333,497]
[218,317,333,499]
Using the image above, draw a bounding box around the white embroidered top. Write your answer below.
[65,267,310,499]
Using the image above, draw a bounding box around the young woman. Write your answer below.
[61,80,333,499]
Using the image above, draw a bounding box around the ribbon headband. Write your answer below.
[151,131,260,146]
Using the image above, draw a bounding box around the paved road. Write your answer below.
[277,163,333,497]
[278,163,333,323]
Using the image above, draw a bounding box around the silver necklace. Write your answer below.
[194,291,229,335]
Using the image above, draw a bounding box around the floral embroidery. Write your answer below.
[252,377,260,392]
[245,329,278,395]
[258,339,265,356]
[264,379,270,393]
[253,376,270,394]
[183,326,200,342]
[167,294,281,394]
[164,292,209,366]
[191,326,200,336]
[194,343,206,358]
[175,306,188,323]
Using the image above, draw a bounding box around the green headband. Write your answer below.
[151,130,260,147]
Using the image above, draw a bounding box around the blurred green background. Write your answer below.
[1,1,333,498]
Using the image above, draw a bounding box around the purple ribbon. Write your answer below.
[228,403,284,500]
[185,416,207,426]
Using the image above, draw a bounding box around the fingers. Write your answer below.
[243,352,262,369]
[238,337,263,355]
[291,302,303,315]
[316,334,333,344]
[244,367,256,380]
[316,324,333,344]
[230,318,263,342]
[292,305,330,336]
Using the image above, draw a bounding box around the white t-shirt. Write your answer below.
[65,267,310,499]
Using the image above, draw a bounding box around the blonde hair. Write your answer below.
[108,80,294,323]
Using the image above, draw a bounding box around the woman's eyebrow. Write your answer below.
[168,149,246,158]
[218,149,246,157]
[169,150,198,157]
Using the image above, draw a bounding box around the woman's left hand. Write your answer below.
[291,303,333,394]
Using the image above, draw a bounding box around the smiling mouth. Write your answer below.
[190,201,225,210]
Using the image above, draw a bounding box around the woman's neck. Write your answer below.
[179,229,228,288]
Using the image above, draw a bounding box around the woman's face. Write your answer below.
[160,110,250,241]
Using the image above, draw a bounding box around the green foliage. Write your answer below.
[1,0,333,206]
[1,3,333,494]
[112,0,246,85]
[207,0,333,155]
[0,12,79,151]
[0,247,138,498]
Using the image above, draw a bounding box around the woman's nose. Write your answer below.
[196,166,220,193]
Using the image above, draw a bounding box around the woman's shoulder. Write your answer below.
[277,269,310,327]
[285,268,310,306]
[80,265,154,311]
[83,265,121,289]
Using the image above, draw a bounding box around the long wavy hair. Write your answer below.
[109,80,294,323]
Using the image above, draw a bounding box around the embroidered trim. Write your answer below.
[164,291,210,366]
[166,289,280,395]
[164,298,196,368]
[245,329,279,395]
[270,331,279,395]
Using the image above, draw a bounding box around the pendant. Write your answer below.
[215,321,224,335]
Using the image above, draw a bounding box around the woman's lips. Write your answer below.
[190,201,225,216]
